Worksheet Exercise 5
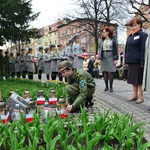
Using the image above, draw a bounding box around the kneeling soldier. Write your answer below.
[58,60,95,114]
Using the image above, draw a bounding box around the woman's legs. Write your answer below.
[108,72,114,92]
[135,85,144,104]
[103,71,108,91]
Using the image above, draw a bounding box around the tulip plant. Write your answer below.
[0,79,150,149]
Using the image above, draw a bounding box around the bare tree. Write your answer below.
[126,0,150,22]
[63,0,130,54]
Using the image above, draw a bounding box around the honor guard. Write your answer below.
[3,51,10,80]
[20,49,28,79]
[43,47,51,82]
[0,50,4,80]
[72,34,85,69]
[66,39,74,63]
[50,44,58,83]
[14,52,21,79]
[26,48,35,80]
[37,46,44,81]
[9,53,16,78]
[57,44,67,83]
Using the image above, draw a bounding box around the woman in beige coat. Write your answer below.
[143,9,150,92]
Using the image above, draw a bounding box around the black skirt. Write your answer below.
[127,64,144,85]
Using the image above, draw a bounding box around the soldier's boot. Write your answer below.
[52,80,56,83]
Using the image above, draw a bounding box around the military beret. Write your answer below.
[69,39,74,43]
[5,51,9,54]
[28,48,33,51]
[58,60,72,71]
[39,46,43,50]
[21,48,25,51]
[50,44,56,48]
[44,47,50,51]
[72,33,80,39]
[57,44,62,47]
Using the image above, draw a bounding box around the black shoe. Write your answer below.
[104,87,108,91]
[90,101,94,107]
[109,88,113,92]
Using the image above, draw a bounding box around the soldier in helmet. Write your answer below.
[58,60,95,114]
[37,46,44,81]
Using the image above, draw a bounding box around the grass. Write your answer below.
[0,78,67,101]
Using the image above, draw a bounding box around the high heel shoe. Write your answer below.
[104,87,108,91]
[109,88,113,92]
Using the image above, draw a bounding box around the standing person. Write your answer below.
[26,48,35,80]
[37,46,44,81]
[57,44,67,83]
[93,55,100,78]
[125,17,147,104]
[9,53,16,78]
[58,60,95,114]
[88,56,95,77]
[143,9,150,93]
[0,49,4,80]
[20,48,28,79]
[14,52,21,79]
[66,39,74,63]
[72,33,85,69]
[83,53,90,71]
[3,51,10,80]
[50,44,58,83]
[98,26,118,92]
[43,47,51,82]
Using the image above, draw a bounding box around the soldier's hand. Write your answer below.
[63,105,73,115]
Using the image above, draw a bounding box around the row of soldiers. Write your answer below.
[0,33,86,82]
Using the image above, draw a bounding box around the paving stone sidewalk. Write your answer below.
[33,74,150,141]
[93,78,150,142]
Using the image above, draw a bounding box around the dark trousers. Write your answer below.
[22,71,27,79]
[16,72,21,78]
[28,72,33,80]
[38,70,43,80]
[51,72,57,81]
[10,72,15,78]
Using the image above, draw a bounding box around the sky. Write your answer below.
[31,0,126,43]
[31,0,74,28]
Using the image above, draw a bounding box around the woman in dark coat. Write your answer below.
[98,26,118,92]
[125,17,147,104]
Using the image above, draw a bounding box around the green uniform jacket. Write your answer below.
[67,69,95,107]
